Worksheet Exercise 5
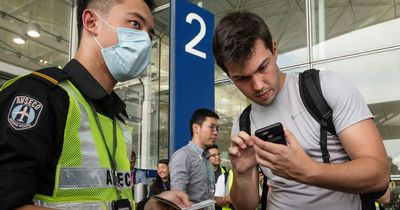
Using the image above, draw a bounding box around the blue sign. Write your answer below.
[169,0,215,155]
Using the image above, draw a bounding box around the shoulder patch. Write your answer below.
[8,95,44,130]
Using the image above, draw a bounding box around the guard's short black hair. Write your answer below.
[212,11,274,76]
[77,0,155,38]
[190,108,219,137]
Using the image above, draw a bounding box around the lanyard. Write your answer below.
[162,181,168,191]
[87,100,122,198]
[188,144,215,197]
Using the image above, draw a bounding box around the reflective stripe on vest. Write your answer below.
[119,122,134,160]
[33,199,110,210]
[34,80,134,209]
[63,81,100,167]
[59,168,130,189]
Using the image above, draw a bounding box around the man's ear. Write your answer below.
[192,124,200,135]
[82,9,98,36]
[272,41,278,57]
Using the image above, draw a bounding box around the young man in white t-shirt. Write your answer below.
[212,11,390,210]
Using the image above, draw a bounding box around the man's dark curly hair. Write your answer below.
[212,11,274,76]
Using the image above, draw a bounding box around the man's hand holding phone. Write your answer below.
[252,123,316,183]
[255,122,287,145]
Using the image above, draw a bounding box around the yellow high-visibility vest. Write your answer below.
[1,76,135,210]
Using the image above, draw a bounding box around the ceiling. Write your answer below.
[1,0,399,133]
[0,0,398,76]
[0,0,71,74]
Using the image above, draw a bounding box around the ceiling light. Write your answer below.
[13,36,25,44]
[26,22,41,38]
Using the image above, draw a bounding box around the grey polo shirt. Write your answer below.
[169,141,212,203]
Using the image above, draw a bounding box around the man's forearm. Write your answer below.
[303,157,389,194]
[231,166,259,209]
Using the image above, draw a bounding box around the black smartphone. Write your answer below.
[255,122,287,145]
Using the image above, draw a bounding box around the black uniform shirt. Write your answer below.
[0,59,128,209]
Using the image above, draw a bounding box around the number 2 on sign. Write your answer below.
[185,12,206,59]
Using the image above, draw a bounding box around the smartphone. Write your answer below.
[255,122,287,145]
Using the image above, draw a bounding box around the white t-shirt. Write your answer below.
[214,173,226,197]
[231,71,372,210]
[216,172,256,197]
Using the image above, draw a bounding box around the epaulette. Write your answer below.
[28,67,69,88]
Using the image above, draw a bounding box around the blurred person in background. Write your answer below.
[149,159,171,196]
[131,151,149,191]
[206,144,228,210]
[169,108,220,203]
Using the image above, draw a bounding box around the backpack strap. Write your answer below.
[28,67,69,88]
[239,105,268,210]
[259,166,269,210]
[239,104,252,134]
[299,69,336,163]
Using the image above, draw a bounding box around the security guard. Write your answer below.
[0,0,156,209]
[206,145,230,210]
[205,145,227,186]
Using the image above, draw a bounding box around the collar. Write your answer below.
[189,141,203,153]
[63,59,129,120]
[63,59,108,99]
[188,141,209,159]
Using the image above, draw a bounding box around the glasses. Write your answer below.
[204,124,221,132]
[210,153,221,158]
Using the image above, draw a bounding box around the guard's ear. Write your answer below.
[82,9,99,36]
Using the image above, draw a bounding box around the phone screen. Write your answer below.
[255,122,287,145]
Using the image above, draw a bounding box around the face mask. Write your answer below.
[93,12,152,82]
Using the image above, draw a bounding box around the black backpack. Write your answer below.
[239,69,386,210]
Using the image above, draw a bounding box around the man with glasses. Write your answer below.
[169,108,220,203]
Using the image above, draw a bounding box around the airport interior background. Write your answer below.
[0,0,400,208]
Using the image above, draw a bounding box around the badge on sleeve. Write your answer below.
[8,95,43,130]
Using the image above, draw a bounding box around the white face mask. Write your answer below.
[92,12,152,82]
